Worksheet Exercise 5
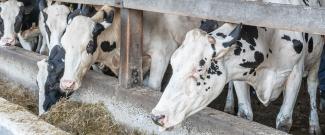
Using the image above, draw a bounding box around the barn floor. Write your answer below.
[209,79,325,135]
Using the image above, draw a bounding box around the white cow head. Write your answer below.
[151,23,242,130]
[0,0,25,47]
[39,1,70,51]
[60,9,114,91]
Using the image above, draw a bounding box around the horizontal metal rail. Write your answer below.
[56,0,325,35]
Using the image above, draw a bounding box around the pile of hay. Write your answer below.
[42,99,143,135]
[0,80,38,114]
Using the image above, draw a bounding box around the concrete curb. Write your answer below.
[0,47,288,135]
[0,98,69,135]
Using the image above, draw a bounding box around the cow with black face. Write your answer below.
[37,45,68,114]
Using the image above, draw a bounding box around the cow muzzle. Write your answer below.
[0,37,16,47]
[60,80,76,91]
[151,114,166,127]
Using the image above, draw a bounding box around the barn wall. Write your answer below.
[0,47,287,135]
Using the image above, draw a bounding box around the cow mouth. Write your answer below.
[151,115,166,127]
[0,43,13,47]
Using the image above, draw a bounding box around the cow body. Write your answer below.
[151,1,324,132]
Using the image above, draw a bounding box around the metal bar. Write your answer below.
[55,0,325,34]
[119,9,143,88]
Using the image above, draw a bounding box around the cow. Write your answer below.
[0,0,40,50]
[36,3,104,114]
[36,1,70,114]
[151,2,324,135]
[38,0,70,55]
[37,45,67,114]
[58,6,211,92]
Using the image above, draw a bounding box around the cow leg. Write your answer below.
[276,63,303,132]
[224,81,235,114]
[36,35,43,53]
[147,52,170,91]
[307,61,322,135]
[234,81,253,120]
[39,36,48,55]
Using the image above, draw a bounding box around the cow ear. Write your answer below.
[98,10,114,28]
[200,19,219,33]
[67,9,82,24]
[222,23,242,48]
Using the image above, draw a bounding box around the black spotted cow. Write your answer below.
[36,4,102,114]
[59,6,211,93]
[152,1,324,134]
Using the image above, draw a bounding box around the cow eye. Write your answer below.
[86,40,97,55]
[47,62,55,72]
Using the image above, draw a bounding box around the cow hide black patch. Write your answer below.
[0,16,3,38]
[292,39,303,54]
[207,59,222,76]
[101,41,116,53]
[240,25,258,50]
[86,40,97,55]
[308,37,313,53]
[216,33,227,38]
[234,41,243,56]
[199,59,206,67]
[281,35,291,41]
[239,51,264,76]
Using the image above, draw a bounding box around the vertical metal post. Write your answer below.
[119,8,143,88]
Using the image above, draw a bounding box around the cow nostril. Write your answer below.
[151,114,165,126]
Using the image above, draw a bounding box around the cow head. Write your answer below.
[37,45,67,114]
[39,1,70,51]
[0,0,25,47]
[60,8,114,91]
[151,23,241,130]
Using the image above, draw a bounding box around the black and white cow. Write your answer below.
[36,5,110,114]
[0,0,40,49]
[151,2,324,134]
[58,6,219,94]
[37,45,67,114]
[38,0,70,55]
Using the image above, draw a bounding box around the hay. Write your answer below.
[0,80,38,114]
[42,99,144,135]
[0,79,146,135]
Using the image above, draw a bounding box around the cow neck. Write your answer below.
[96,9,121,75]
